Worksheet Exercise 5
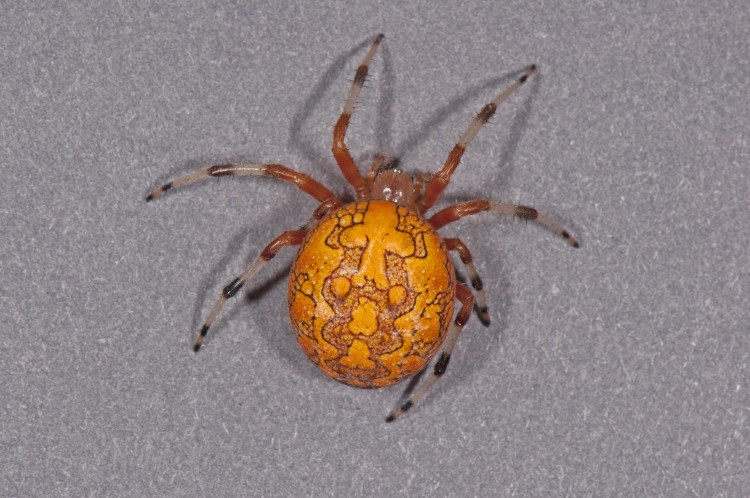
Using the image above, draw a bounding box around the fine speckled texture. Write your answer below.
[2,1,749,496]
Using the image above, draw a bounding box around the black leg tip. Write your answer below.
[194,325,209,352]
[385,400,414,422]
[561,230,580,248]
[146,183,170,202]
[476,305,490,326]
[519,65,537,83]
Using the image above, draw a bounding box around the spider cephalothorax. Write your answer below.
[147,34,578,421]
[365,156,423,210]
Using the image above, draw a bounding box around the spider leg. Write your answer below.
[332,33,384,200]
[444,238,490,326]
[193,230,307,352]
[429,199,579,247]
[417,65,536,213]
[386,283,474,422]
[146,163,339,206]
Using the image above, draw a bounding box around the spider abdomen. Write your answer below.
[288,200,456,388]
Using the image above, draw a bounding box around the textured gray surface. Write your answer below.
[3,1,749,496]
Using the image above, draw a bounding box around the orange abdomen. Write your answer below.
[288,200,456,388]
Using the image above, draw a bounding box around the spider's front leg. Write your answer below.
[332,33,384,200]
[417,65,536,213]
[194,230,307,352]
[146,163,339,206]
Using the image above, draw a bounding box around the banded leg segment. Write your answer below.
[417,65,536,213]
[386,283,474,422]
[444,238,490,326]
[194,230,307,352]
[430,199,579,247]
[146,163,339,206]
[332,33,384,199]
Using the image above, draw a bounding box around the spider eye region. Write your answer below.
[370,169,418,208]
[288,200,456,388]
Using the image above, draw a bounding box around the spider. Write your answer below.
[146,34,578,422]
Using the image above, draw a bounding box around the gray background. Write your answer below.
[3,1,749,496]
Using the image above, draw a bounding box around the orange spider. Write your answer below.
[146,34,578,421]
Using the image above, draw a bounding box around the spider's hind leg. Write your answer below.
[194,230,307,352]
[386,283,474,422]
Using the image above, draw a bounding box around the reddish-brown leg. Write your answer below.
[430,199,579,247]
[193,230,307,352]
[332,33,384,200]
[417,65,536,213]
[444,238,490,325]
[146,163,339,206]
[386,283,474,422]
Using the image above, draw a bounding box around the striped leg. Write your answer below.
[444,238,490,326]
[193,230,307,352]
[146,163,339,206]
[332,33,384,200]
[429,199,579,247]
[417,65,536,213]
[386,283,474,422]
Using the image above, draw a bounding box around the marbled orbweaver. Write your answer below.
[146,34,579,422]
